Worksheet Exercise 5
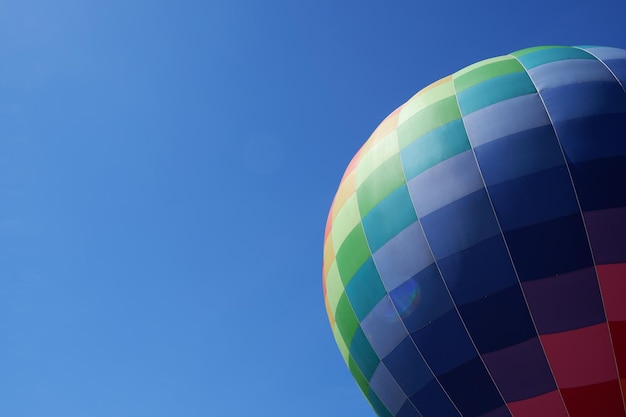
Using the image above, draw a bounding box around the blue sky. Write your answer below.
[0,1,624,416]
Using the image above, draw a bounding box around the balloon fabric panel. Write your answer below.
[323,45,626,417]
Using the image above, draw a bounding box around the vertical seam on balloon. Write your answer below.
[513,50,626,415]
[396,87,513,416]
[476,53,573,417]
[364,127,463,417]
[340,127,439,416]
[576,46,626,93]
[565,46,626,411]
[443,66,535,417]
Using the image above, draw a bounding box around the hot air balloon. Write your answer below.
[322,45,626,417]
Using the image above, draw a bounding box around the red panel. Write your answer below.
[507,390,568,417]
[610,321,626,376]
[597,263,626,321]
[540,323,618,388]
[561,380,625,417]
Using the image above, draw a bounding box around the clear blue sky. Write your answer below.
[0,1,624,416]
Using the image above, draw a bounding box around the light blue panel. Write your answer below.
[463,93,551,147]
[528,59,617,91]
[407,150,484,217]
[362,185,418,253]
[581,46,626,60]
[361,295,410,359]
[373,221,435,292]
[370,363,409,415]
[456,71,536,116]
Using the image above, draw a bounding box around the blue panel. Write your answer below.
[382,336,433,397]
[407,150,484,217]
[474,124,564,186]
[604,59,626,87]
[528,59,616,90]
[391,263,454,332]
[437,357,508,417]
[397,401,425,417]
[505,214,594,281]
[517,47,594,69]
[539,81,626,122]
[370,364,409,416]
[554,114,626,164]
[410,379,462,417]
[438,235,518,305]
[458,285,536,353]
[569,156,626,211]
[463,93,550,148]
[373,221,435,292]
[345,258,386,321]
[368,391,394,417]
[488,166,579,231]
[420,190,500,260]
[361,296,410,359]
[411,309,478,375]
[362,185,418,252]
[457,72,536,116]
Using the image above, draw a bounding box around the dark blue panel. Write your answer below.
[396,401,425,417]
[540,81,626,123]
[437,357,508,417]
[391,263,454,333]
[411,309,477,375]
[383,337,433,397]
[505,214,594,281]
[409,379,462,417]
[474,124,564,186]
[554,113,626,164]
[569,155,626,211]
[458,285,536,353]
[368,391,394,417]
[420,190,500,260]
[438,235,517,305]
[488,166,579,231]
[604,58,626,86]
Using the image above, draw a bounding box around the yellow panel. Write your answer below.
[325,261,344,315]
[331,169,357,222]
[355,131,399,187]
[331,194,361,251]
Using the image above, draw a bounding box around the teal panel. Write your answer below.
[514,47,595,69]
[400,119,471,180]
[362,185,418,252]
[368,390,394,417]
[456,72,536,115]
[346,258,387,321]
[350,327,380,380]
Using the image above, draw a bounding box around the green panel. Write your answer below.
[325,261,344,314]
[331,194,361,251]
[335,293,360,345]
[456,71,536,115]
[368,390,394,417]
[335,225,371,286]
[513,46,595,69]
[398,80,455,125]
[361,185,417,252]
[397,96,461,149]
[454,58,525,92]
[400,118,471,180]
[345,258,387,320]
[333,324,350,363]
[350,327,380,380]
[356,132,399,187]
[357,154,405,217]
[349,356,370,396]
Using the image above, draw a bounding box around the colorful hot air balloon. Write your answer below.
[322,45,626,417]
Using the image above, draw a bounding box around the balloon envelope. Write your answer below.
[323,46,626,417]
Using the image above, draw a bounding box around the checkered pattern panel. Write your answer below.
[323,45,626,417]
